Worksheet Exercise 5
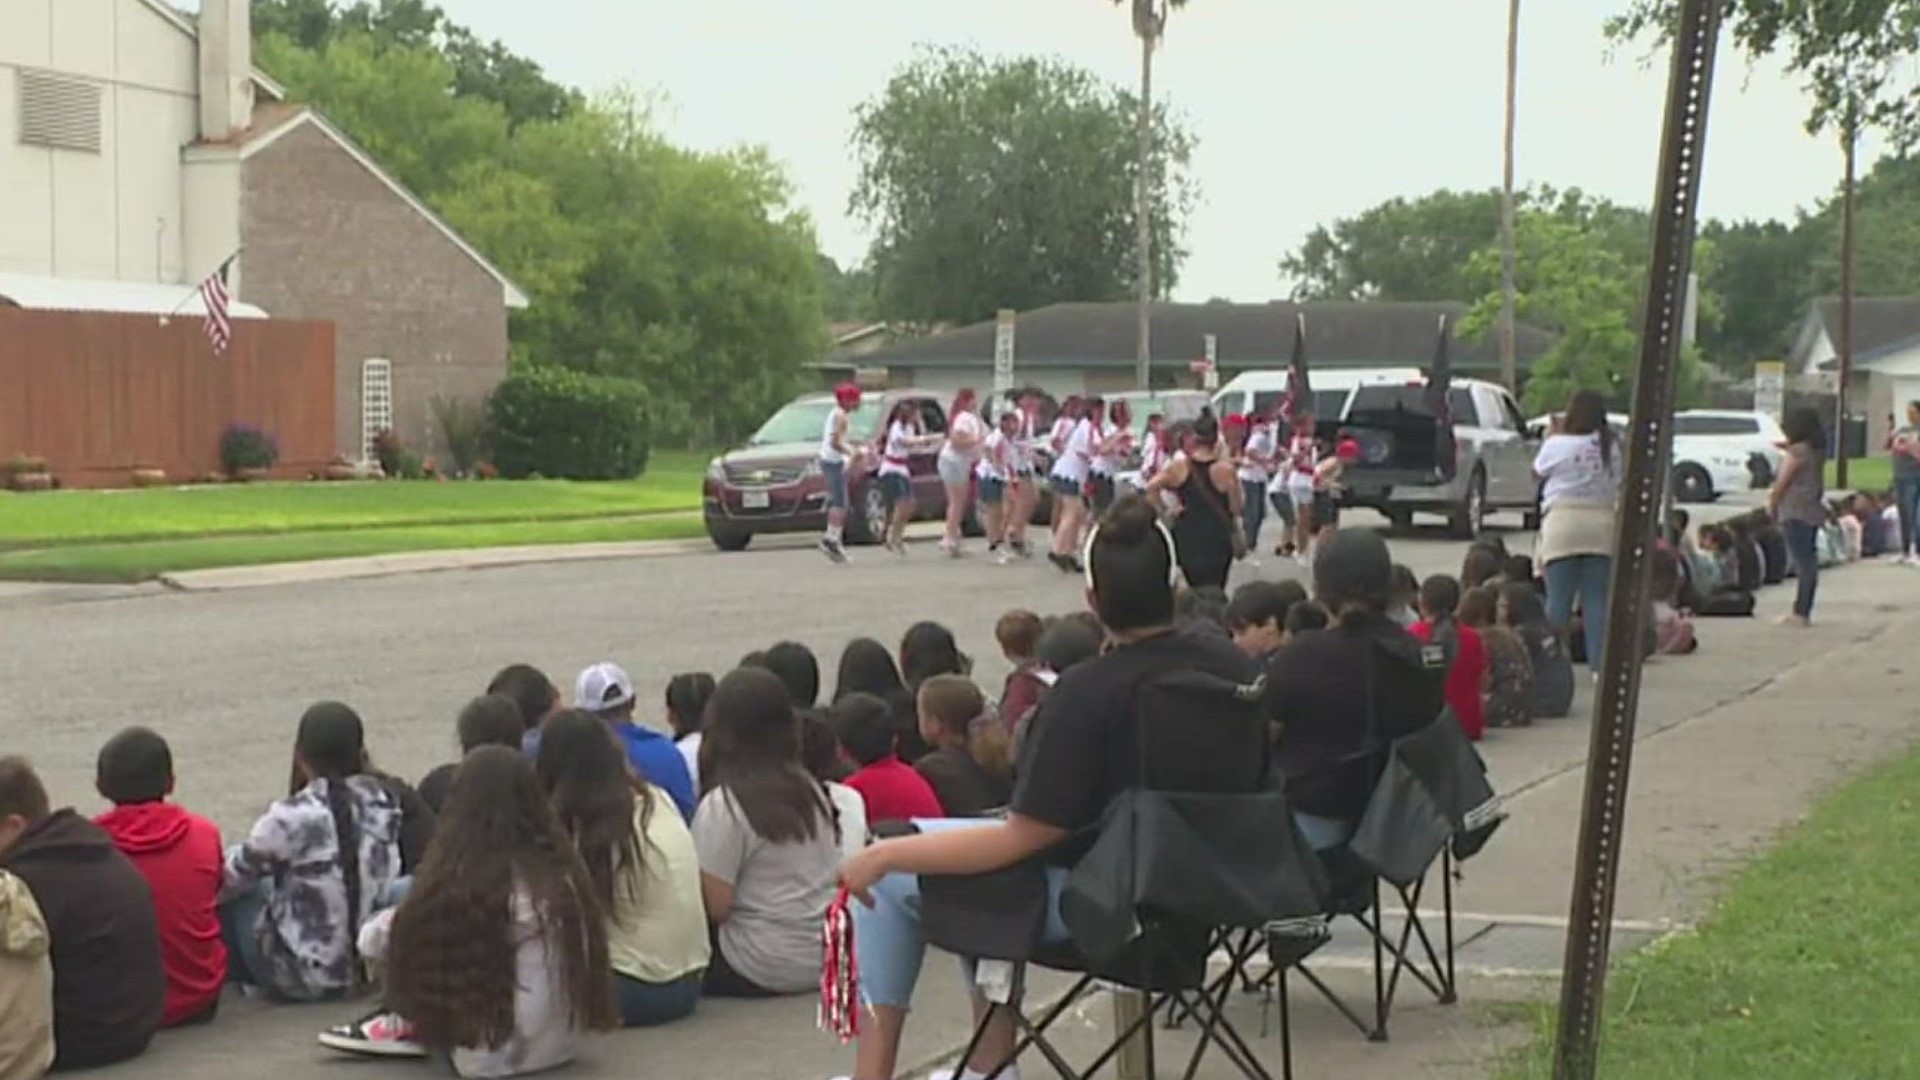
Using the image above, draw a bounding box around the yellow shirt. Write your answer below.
[606,787,712,984]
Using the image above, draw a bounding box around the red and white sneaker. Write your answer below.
[318,1008,428,1058]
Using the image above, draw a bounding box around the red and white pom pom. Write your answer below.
[819,888,860,1043]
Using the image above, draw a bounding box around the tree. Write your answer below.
[819,257,877,323]
[1697,218,1819,373]
[850,46,1196,328]
[1114,0,1189,387]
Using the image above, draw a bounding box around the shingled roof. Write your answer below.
[849,301,1555,373]
[1811,296,1920,366]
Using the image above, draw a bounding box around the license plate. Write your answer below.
[741,491,770,509]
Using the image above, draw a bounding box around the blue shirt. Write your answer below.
[522,720,698,821]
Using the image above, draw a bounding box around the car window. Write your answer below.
[917,400,948,434]
[748,399,887,446]
[1449,388,1479,426]
[1674,415,1760,437]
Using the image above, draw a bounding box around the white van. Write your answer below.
[1212,368,1539,538]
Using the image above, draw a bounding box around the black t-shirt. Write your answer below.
[1266,612,1447,821]
[1011,627,1268,837]
[916,747,1013,818]
[416,762,458,815]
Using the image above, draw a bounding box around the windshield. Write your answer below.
[748,399,886,446]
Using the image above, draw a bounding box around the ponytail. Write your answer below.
[321,778,364,971]
[292,701,371,978]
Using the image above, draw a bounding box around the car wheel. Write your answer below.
[706,524,752,552]
[1673,463,1714,504]
[1449,470,1487,539]
[1382,507,1414,534]
[847,485,889,546]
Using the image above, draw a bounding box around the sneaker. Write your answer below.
[318,1009,427,1058]
[1775,613,1810,628]
[1011,540,1034,559]
[819,537,847,563]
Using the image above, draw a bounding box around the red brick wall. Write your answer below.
[239,119,510,462]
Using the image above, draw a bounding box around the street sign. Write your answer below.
[1753,360,1785,421]
[992,309,1016,395]
[1202,333,1219,391]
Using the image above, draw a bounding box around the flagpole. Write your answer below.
[164,249,241,318]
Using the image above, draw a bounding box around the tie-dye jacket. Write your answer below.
[223,775,403,1000]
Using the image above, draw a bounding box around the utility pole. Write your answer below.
[1836,111,1858,488]
[1131,2,1159,392]
[1552,0,1720,1077]
[1499,0,1521,394]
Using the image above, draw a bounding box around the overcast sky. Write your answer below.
[407,1,1880,300]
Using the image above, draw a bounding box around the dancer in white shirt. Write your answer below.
[936,389,987,557]
[817,383,864,563]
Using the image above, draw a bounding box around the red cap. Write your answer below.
[1223,413,1252,430]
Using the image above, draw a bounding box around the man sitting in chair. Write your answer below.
[835,496,1270,1080]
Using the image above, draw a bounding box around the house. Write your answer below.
[846,301,1555,398]
[1789,297,1920,447]
[0,0,526,463]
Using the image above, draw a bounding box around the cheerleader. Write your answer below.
[1089,399,1135,516]
[817,382,864,562]
[877,399,942,554]
[937,389,987,557]
[1004,392,1046,558]
[1047,400,1096,573]
[977,411,1021,564]
[1284,410,1319,564]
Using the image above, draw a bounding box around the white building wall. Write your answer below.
[0,0,199,282]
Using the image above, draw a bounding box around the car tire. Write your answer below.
[1449,470,1487,540]
[1673,463,1715,504]
[847,485,889,546]
[706,524,752,552]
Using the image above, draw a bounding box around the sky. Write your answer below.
[409,1,1884,302]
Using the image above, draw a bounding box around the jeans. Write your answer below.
[822,460,849,511]
[1241,480,1268,550]
[1896,476,1920,556]
[219,882,271,990]
[1545,554,1612,671]
[613,971,703,1027]
[1783,519,1820,618]
[852,820,1071,1009]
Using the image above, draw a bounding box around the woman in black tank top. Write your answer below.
[1146,411,1243,590]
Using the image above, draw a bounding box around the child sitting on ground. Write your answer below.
[913,675,1013,818]
[0,867,52,1080]
[1460,587,1533,729]
[993,609,1048,738]
[1281,601,1330,646]
[1499,583,1573,720]
[666,673,717,795]
[1412,575,1488,741]
[1224,579,1308,659]
[93,727,226,1027]
[1388,564,1421,628]
[831,693,946,825]
[417,694,527,814]
[797,713,869,860]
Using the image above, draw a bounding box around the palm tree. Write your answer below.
[1499,0,1521,394]
[1115,0,1184,390]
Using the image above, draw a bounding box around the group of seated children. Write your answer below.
[0,624,1040,1080]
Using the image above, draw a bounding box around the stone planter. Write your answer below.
[232,467,271,483]
[131,468,169,488]
[8,472,53,492]
[323,464,360,482]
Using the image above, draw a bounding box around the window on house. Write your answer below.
[17,71,102,153]
[361,359,393,462]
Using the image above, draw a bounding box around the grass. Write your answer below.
[1829,456,1890,492]
[0,450,709,547]
[0,513,708,583]
[1497,745,1920,1080]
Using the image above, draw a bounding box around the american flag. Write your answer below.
[198,257,235,353]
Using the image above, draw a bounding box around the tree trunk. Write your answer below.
[1132,11,1156,391]
[1837,118,1857,488]
[1499,0,1521,395]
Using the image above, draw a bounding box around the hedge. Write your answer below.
[485,367,653,481]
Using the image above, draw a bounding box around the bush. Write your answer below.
[371,429,405,478]
[219,423,279,474]
[429,395,488,476]
[484,367,652,481]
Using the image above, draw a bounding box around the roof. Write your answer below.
[1810,296,1920,368]
[851,302,1555,372]
[0,272,271,318]
[135,0,287,101]
[212,107,530,310]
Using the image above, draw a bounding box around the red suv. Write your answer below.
[703,391,958,551]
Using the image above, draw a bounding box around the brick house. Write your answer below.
[0,0,525,464]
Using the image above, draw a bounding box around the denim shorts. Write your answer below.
[1049,475,1083,499]
[879,471,912,505]
[979,477,1007,505]
[821,460,849,510]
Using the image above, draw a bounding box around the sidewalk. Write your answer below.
[90,560,1920,1080]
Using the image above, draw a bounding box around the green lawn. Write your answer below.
[1829,456,1890,492]
[0,450,708,547]
[1498,745,1920,1080]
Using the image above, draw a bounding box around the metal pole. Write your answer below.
[1551,2,1720,1078]
[1499,0,1522,394]
[1132,7,1157,392]
[1836,119,1857,488]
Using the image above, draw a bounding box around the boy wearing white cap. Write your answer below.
[567,663,698,820]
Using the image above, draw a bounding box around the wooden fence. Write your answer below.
[0,309,336,488]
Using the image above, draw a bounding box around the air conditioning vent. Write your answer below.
[17,70,102,153]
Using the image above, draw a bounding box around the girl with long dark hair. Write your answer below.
[876,400,940,555]
[1089,398,1135,516]
[1533,389,1620,673]
[1770,406,1828,626]
[375,747,616,1075]
[221,702,402,1002]
[666,672,717,792]
[691,667,840,998]
[1145,409,1244,590]
[537,711,709,1027]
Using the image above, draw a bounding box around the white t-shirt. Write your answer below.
[976,430,1013,482]
[690,788,840,994]
[1051,419,1095,483]
[676,732,703,794]
[825,782,869,861]
[1239,425,1277,484]
[1092,424,1134,477]
[878,421,916,478]
[818,406,849,465]
[1285,434,1317,494]
[606,791,712,985]
[1533,432,1620,510]
[940,411,987,467]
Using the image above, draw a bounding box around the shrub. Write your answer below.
[371,429,405,478]
[429,395,488,477]
[219,423,279,474]
[484,367,652,481]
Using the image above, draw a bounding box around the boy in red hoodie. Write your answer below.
[93,727,225,1026]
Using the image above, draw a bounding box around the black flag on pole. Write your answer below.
[1282,313,1310,424]
[1427,314,1458,480]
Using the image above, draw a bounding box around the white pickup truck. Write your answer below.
[1212,369,1540,538]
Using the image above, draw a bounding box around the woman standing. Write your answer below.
[936,390,987,558]
[1770,406,1828,627]
[1237,410,1278,557]
[1887,400,1920,565]
[876,401,940,556]
[1532,390,1620,674]
[1146,410,1244,590]
[1047,399,1096,573]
